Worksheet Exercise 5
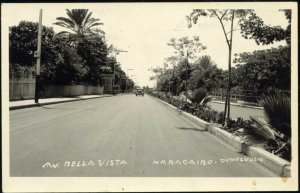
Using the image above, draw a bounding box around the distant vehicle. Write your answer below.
[135,89,144,96]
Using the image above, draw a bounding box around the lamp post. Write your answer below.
[126,69,134,93]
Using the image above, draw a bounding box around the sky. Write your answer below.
[3,3,289,87]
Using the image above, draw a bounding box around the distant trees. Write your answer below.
[151,36,226,95]
[151,36,207,94]
[150,63,174,93]
[189,55,224,91]
[151,54,224,95]
[113,62,128,92]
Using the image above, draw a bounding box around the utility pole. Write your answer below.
[113,48,128,94]
[34,9,43,103]
[185,50,189,102]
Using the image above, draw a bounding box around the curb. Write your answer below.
[208,126,243,152]
[152,95,291,177]
[9,95,113,110]
[243,145,291,177]
[181,111,211,131]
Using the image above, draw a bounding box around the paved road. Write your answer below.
[10,94,276,177]
[209,102,265,120]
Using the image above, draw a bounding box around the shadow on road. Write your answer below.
[175,127,206,132]
[40,106,94,110]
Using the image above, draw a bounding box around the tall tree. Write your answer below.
[76,35,109,85]
[187,10,254,125]
[52,36,86,85]
[187,9,288,126]
[167,36,207,60]
[167,36,207,93]
[189,55,223,91]
[53,9,104,37]
[54,9,108,86]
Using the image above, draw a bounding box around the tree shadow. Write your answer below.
[175,127,206,132]
[40,106,94,110]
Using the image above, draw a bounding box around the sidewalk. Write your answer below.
[210,100,263,110]
[9,94,113,110]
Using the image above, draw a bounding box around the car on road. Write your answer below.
[136,89,144,96]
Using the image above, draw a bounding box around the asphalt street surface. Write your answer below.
[10,94,276,177]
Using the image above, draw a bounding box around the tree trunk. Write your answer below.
[227,11,235,119]
[222,11,235,126]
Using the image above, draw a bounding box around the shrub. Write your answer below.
[196,106,219,123]
[217,111,225,124]
[189,87,208,104]
[233,116,291,161]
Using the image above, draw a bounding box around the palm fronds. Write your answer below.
[232,116,276,147]
[249,116,278,140]
[54,9,104,36]
[200,95,213,105]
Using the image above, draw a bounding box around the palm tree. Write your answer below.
[53,9,104,37]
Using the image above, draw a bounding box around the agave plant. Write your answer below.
[233,116,278,147]
[259,91,291,139]
[233,115,291,161]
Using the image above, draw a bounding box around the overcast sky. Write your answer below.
[4,3,289,87]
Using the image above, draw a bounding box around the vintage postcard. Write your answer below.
[1,2,298,192]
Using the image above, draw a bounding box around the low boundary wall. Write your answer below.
[10,81,104,100]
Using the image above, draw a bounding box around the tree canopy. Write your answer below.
[9,21,64,84]
[232,46,291,93]
[9,19,132,89]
